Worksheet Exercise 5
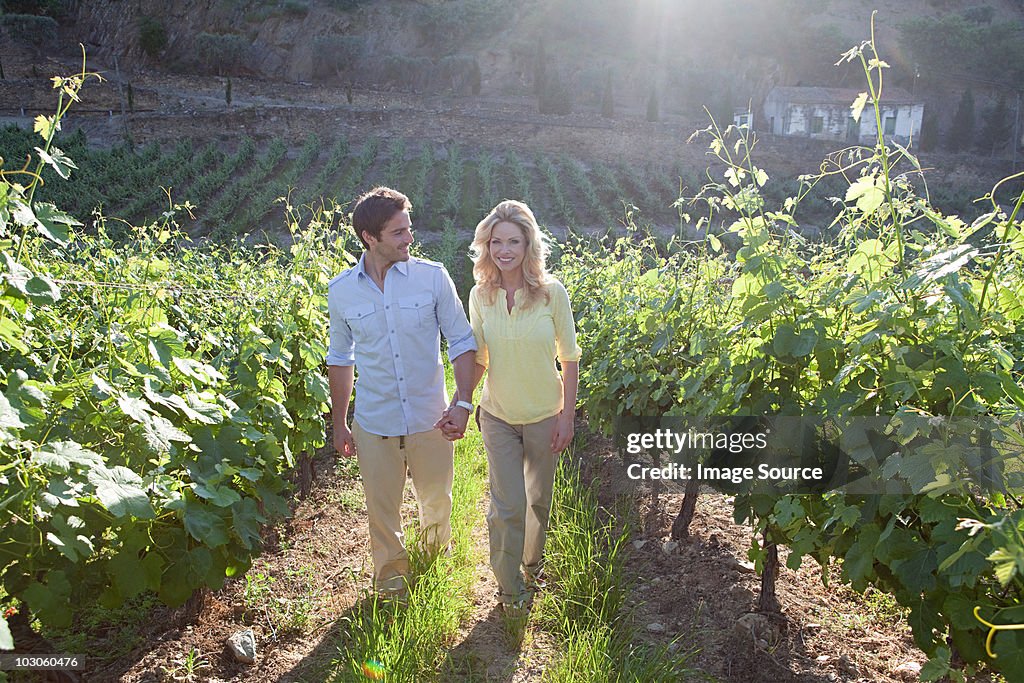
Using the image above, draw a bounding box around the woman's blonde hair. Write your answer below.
[470,200,552,308]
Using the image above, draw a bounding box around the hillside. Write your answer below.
[1,0,1022,237]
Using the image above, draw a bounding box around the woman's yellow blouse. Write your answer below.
[469,279,582,425]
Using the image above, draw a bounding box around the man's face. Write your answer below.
[365,209,414,264]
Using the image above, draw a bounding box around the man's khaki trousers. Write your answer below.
[353,422,454,594]
[479,409,559,605]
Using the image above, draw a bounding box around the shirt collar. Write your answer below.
[356,253,411,279]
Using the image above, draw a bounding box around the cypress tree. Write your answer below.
[979,95,1010,155]
[646,86,659,122]
[534,38,547,96]
[226,77,232,107]
[946,89,975,152]
[601,71,614,118]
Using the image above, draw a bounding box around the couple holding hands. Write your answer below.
[327,186,580,611]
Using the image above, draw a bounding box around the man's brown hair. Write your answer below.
[351,186,412,249]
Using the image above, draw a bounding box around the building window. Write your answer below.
[810,116,824,134]
[884,116,897,135]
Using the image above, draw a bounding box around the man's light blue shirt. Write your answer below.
[326,254,476,437]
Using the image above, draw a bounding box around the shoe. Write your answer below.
[524,569,547,594]
[500,597,531,620]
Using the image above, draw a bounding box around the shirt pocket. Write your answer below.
[343,303,378,339]
[398,293,434,329]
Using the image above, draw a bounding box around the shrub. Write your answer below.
[0,0,70,17]
[1,14,57,45]
[138,16,167,58]
[193,32,249,75]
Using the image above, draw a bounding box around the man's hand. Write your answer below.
[435,405,470,441]
[551,410,574,453]
[334,422,357,457]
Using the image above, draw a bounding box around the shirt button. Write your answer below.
[399,377,403,381]
[390,330,395,333]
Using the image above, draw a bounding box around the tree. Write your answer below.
[918,110,939,152]
[978,95,1010,155]
[534,37,547,96]
[470,58,481,96]
[126,82,134,113]
[225,77,232,107]
[601,71,614,118]
[138,16,167,58]
[946,88,975,152]
[646,86,659,122]
[539,68,571,115]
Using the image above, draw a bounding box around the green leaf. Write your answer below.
[193,481,242,508]
[850,91,869,122]
[32,202,79,245]
[890,544,938,594]
[118,395,152,423]
[139,411,191,453]
[183,500,229,547]
[842,523,880,589]
[232,497,266,550]
[22,570,72,628]
[45,514,94,561]
[845,175,884,215]
[920,646,951,681]
[0,393,26,432]
[33,114,58,140]
[172,357,225,385]
[87,466,156,519]
[988,547,1024,586]
[31,441,103,471]
[772,324,818,358]
[22,275,61,305]
[992,624,1024,680]
[34,146,77,180]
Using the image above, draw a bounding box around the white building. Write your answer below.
[761,86,925,147]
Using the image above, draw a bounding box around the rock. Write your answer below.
[725,556,757,574]
[633,539,647,550]
[839,655,859,676]
[733,612,774,643]
[646,622,666,633]
[227,628,257,664]
[755,638,768,649]
[662,540,679,554]
[804,622,822,631]
[894,661,922,680]
[816,655,830,663]
[667,642,681,653]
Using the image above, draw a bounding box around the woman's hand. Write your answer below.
[551,410,575,453]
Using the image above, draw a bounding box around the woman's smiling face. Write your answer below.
[489,221,527,275]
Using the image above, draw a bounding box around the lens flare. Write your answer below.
[362,659,385,679]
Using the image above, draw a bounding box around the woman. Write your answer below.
[464,199,580,611]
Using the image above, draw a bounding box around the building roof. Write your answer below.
[767,85,919,106]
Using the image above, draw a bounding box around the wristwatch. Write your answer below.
[455,400,474,412]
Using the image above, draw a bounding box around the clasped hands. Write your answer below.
[434,396,470,441]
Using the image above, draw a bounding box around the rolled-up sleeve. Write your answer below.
[326,287,356,366]
[551,281,581,363]
[436,267,477,362]
[469,287,489,369]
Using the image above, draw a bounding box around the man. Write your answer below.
[326,186,477,597]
